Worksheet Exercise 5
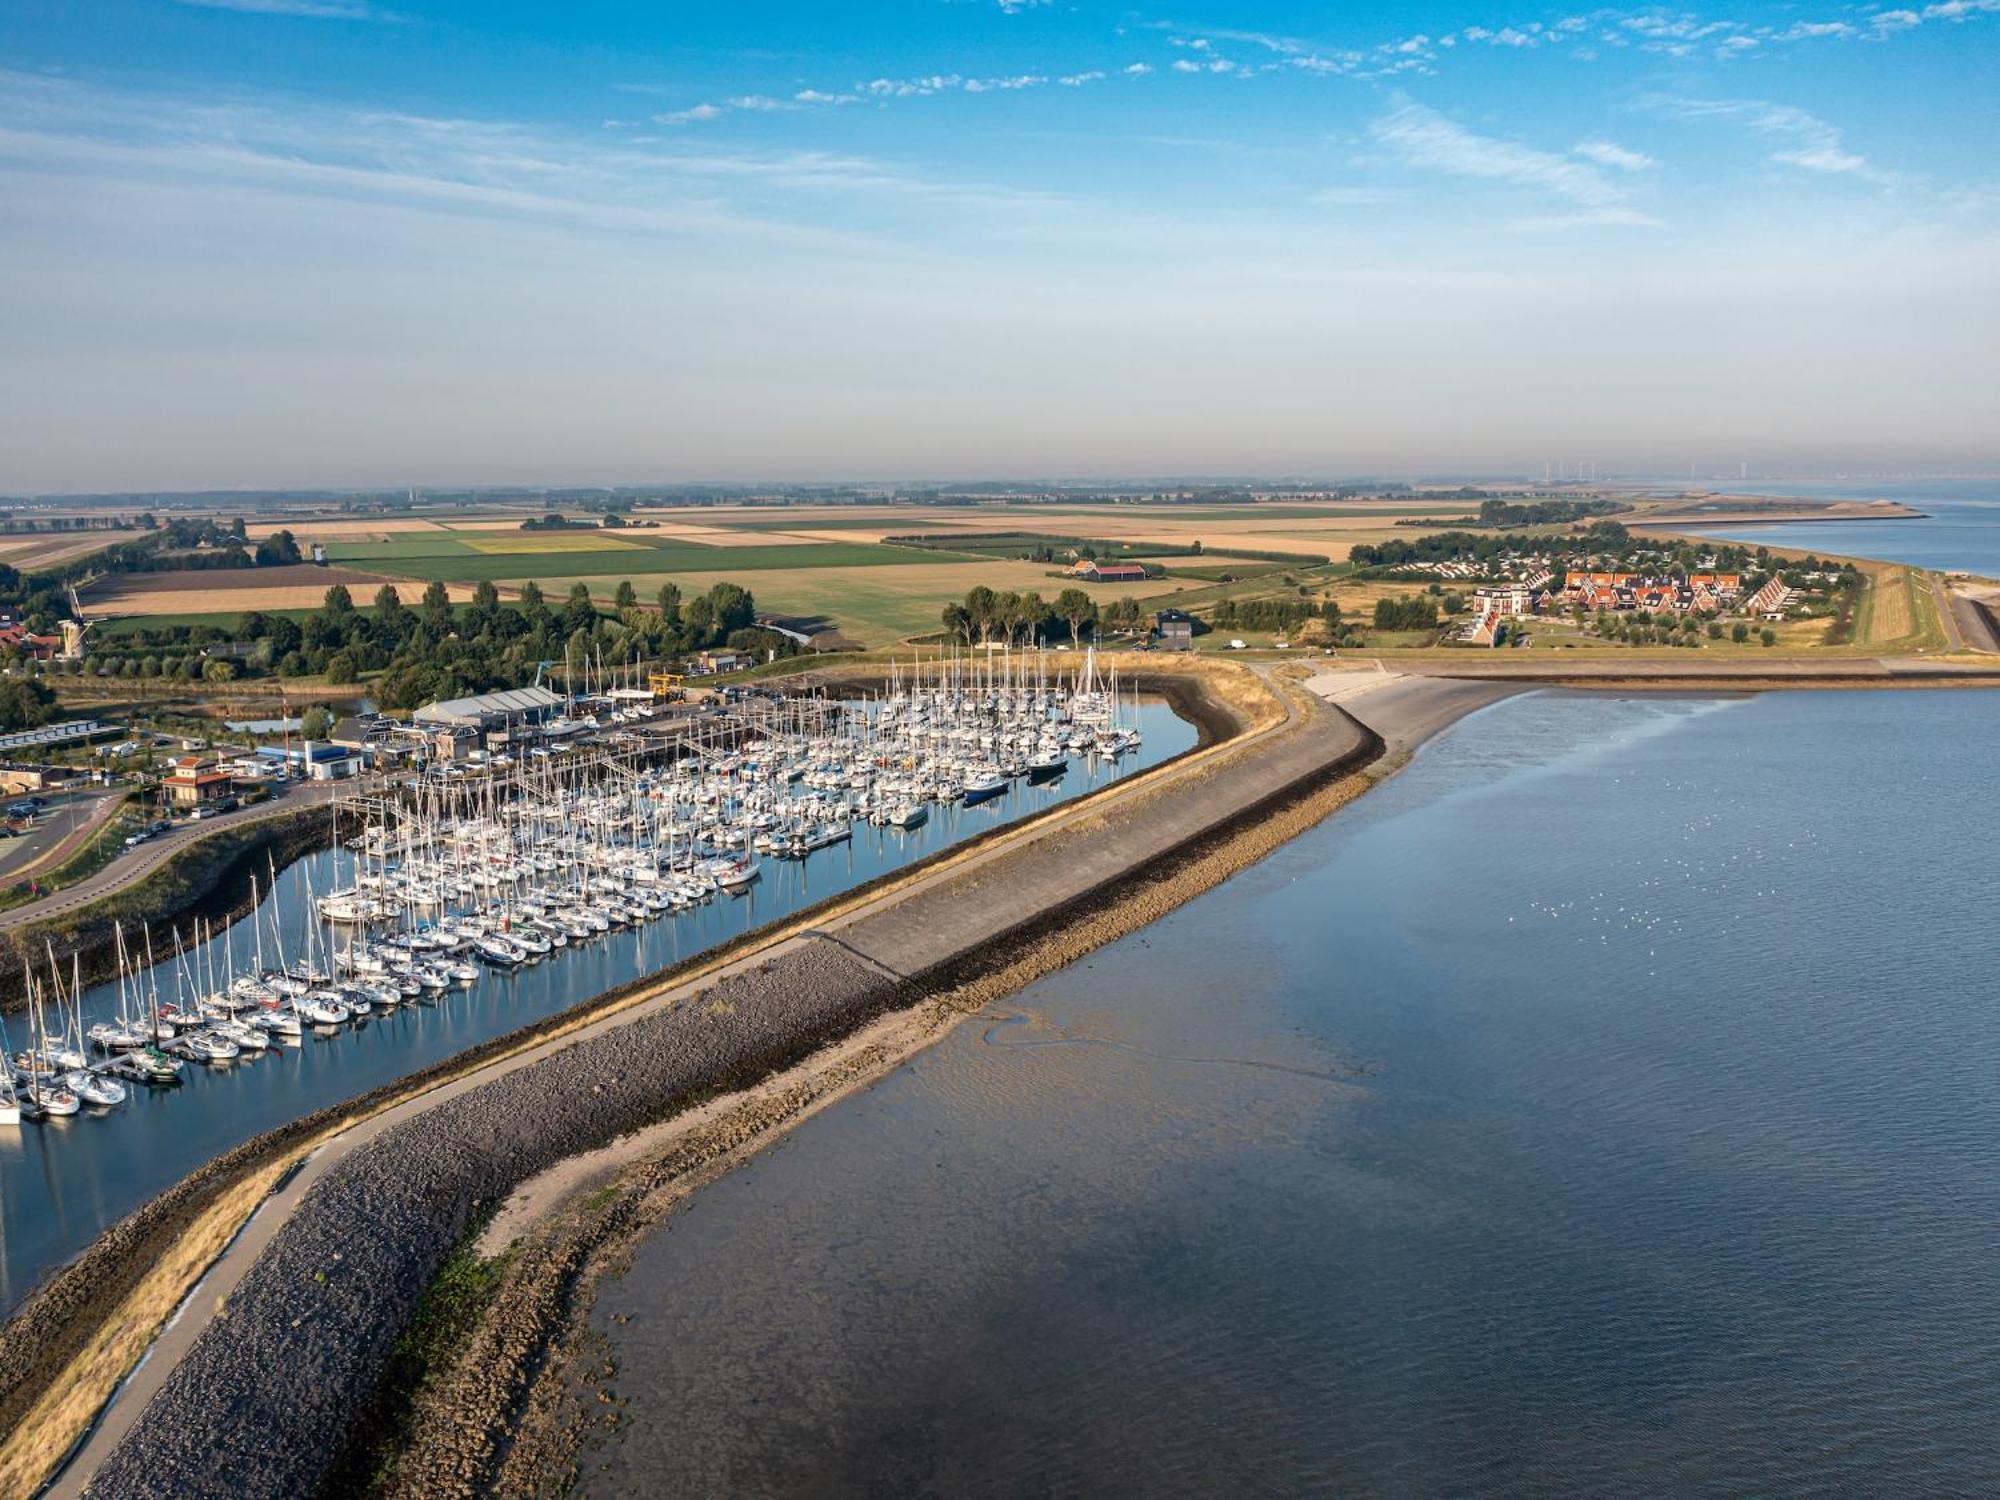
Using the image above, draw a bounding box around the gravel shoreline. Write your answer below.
[84,940,904,1500]
[24,663,1362,1500]
[2,667,1235,1489]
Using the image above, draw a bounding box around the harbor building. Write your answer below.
[413,686,564,739]
[162,755,236,811]
[1154,609,1195,652]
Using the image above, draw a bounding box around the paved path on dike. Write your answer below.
[52,674,1507,1500]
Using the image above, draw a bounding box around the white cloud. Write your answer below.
[862,74,963,98]
[1651,96,1894,184]
[656,103,722,125]
[1573,139,1655,170]
[961,75,1047,94]
[1059,71,1107,86]
[1123,63,1153,75]
[1370,102,1627,207]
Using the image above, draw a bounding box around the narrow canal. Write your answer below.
[0,701,1195,1312]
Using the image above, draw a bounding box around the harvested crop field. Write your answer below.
[457,533,656,556]
[640,523,826,547]
[90,581,486,616]
[80,564,488,617]
[248,519,450,541]
[1859,563,1918,646]
[84,564,383,598]
[333,537,973,584]
[0,532,147,567]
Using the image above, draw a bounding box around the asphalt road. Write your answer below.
[0,776,369,932]
[0,790,122,886]
[1945,586,2000,653]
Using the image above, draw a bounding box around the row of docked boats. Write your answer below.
[0,658,1147,1127]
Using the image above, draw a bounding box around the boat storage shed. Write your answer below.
[412,685,563,735]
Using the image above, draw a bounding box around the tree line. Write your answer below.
[940,585,1110,647]
[31,576,784,711]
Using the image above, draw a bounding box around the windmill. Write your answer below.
[61,583,90,662]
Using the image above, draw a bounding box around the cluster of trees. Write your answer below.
[84,518,299,575]
[0,677,56,732]
[1589,612,1780,648]
[48,576,774,707]
[940,586,1102,647]
[0,514,155,535]
[520,513,602,531]
[1351,522,1796,578]
[1475,498,1625,527]
[1372,596,1441,632]
[1209,596,1337,634]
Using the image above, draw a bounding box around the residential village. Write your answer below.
[1346,530,1855,649]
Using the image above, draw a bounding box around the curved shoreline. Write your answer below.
[8,653,1998,1499]
[3,659,1257,1499]
[35,665,1454,1500]
[368,676,1520,1499]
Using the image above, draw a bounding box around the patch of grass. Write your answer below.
[0,1154,298,1500]
[1161,562,1293,582]
[322,537,480,561]
[95,608,321,637]
[0,805,134,913]
[459,532,656,556]
[330,1240,518,1496]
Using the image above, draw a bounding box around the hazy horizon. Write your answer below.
[7,470,2000,506]
[3,0,1996,492]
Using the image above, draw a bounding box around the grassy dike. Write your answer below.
[0,654,1266,1500]
[0,804,335,1010]
[345,670,1391,1499]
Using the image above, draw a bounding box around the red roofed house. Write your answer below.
[162,755,236,812]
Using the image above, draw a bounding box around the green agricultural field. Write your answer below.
[1159,562,1294,582]
[550,557,1163,646]
[95,607,321,637]
[329,537,980,583]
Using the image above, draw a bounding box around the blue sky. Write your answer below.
[1,0,1995,489]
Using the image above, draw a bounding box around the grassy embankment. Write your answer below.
[0,654,1278,1500]
[354,666,1383,1496]
[0,802,330,1006]
[0,798,133,914]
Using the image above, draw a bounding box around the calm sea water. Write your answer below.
[1674,479,2000,576]
[589,688,2000,1498]
[0,703,1192,1313]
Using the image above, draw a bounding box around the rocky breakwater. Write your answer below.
[83,940,899,1500]
[78,671,1384,1500]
